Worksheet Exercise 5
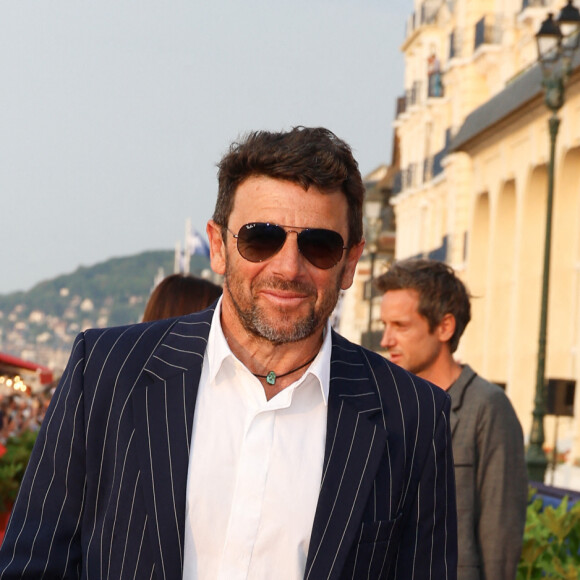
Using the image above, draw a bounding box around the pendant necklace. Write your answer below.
[253,353,318,385]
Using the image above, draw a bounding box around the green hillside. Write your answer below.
[2,251,170,312]
[0,251,212,357]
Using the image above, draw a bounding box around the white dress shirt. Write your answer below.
[182,300,330,580]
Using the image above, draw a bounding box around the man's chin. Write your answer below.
[389,354,408,370]
[256,300,313,325]
[251,314,318,345]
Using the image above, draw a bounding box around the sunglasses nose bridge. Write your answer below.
[283,228,299,241]
[255,227,305,277]
[284,229,315,264]
[277,228,303,258]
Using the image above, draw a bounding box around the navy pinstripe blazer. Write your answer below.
[0,305,457,579]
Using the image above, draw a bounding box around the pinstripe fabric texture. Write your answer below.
[0,305,456,580]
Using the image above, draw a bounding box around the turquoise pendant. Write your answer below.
[266,371,276,385]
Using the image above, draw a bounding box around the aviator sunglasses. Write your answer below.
[226,222,348,269]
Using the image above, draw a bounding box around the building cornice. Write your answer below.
[450,52,580,153]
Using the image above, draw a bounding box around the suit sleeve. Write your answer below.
[393,395,458,580]
[0,333,87,579]
[476,390,527,580]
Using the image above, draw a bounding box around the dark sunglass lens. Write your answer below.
[299,229,345,269]
[237,223,286,262]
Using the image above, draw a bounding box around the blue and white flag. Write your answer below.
[187,229,210,257]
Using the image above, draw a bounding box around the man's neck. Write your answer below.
[418,356,462,391]
[219,299,326,397]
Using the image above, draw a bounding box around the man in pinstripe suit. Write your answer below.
[0,127,457,579]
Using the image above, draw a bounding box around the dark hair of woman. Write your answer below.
[142,274,222,322]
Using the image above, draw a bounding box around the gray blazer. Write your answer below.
[449,365,527,580]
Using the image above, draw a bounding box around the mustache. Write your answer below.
[253,277,316,296]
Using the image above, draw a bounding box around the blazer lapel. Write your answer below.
[305,333,388,580]
[132,307,214,579]
[450,407,460,436]
[448,365,477,436]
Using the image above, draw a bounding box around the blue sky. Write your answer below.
[0,0,408,294]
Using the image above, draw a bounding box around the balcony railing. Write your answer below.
[522,0,549,8]
[449,30,457,59]
[403,163,417,189]
[474,15,503,50]
[422,158,429,183]
[420,0,440,25]
[422,149,446,182]
[396,95,407,117]
[432,147,447,177]
[406,0,443,37]
[421,132,450,183]
[396,153,448,193]
[449,29,464,60]
[405,81,422,108]
[392,171,402,195]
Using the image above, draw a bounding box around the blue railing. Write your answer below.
[531,482,580,509]
[428,72,444,98]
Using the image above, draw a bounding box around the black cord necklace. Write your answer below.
[253,353,318,386]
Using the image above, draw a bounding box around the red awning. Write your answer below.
[0,352,53,386]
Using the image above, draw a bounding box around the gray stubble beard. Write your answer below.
[224,256,344,346]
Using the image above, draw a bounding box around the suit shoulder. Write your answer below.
[72,319,178,377]
[457,372,522,434]
[466,373,516,409]
[363,343,448,404]
[82,317,176,349]
[79,307,214,370]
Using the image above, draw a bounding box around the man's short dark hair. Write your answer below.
[375,258,471,353]
[213,126,365,247]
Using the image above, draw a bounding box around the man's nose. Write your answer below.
[269,231,304,276]
[380,325,395,350]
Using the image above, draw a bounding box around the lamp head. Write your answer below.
[558,0,580,52]
[536,13,563,63]
[363,187,383,246]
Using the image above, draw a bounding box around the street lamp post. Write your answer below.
[363,190,383,347]
[526,1,580,482]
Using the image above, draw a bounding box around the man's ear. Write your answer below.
[206,220,226,276]
[340,240,365,290]
[436,313,456,343]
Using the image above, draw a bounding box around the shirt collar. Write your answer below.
[207,297,331,405]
